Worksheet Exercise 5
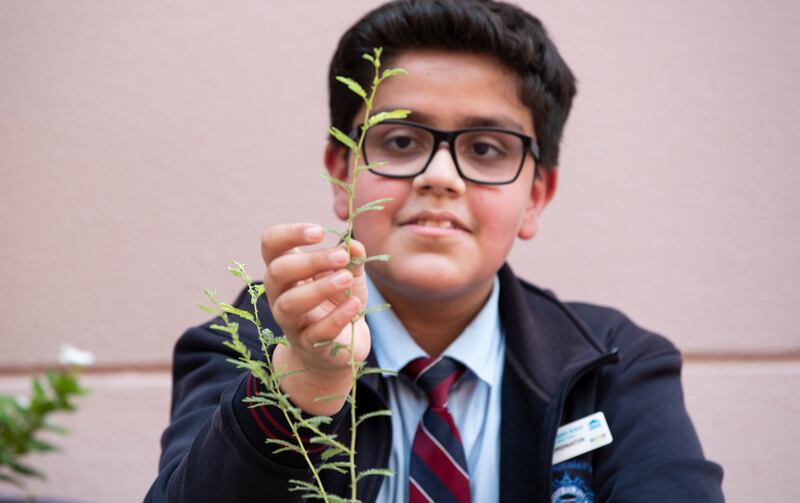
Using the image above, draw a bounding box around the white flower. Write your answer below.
[16,394,30,408]
[59,344,95,367]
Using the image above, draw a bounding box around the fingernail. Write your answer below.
[304,225,323,241]
[330,270,351,287]
[329,249,348,265]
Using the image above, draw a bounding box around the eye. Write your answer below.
[462,136,508,160]
[470,141,504,158]
[384,135,415,150]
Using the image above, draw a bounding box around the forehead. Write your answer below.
[372,49,534,135]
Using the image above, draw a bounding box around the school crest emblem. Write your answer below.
[551,461,595,503]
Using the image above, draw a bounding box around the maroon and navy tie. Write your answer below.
[403,356,471,503]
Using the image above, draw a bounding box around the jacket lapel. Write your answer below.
[497,263,615,502]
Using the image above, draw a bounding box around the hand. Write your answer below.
[261,223,370,415]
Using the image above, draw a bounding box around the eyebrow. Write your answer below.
[372,107,527,133]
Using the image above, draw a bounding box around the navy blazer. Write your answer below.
[146,264,724,502]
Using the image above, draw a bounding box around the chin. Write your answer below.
[369,255,488,301]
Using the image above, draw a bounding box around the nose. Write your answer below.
[411,144,466,196]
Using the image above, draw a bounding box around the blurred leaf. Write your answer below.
[365,109,411,129]
[197,304,219,316]
[320,172,353,193]
[317,461,349,474]
[328,126,357,152]
[218,303,254,322]
[336,76,367,100]
[381,68,407,80]
[9,460,44,479]
[364,303,391,316]
[356,410,392,428]
[356,468,393,482]
[354,198,393,216]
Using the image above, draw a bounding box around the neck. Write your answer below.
[374,278,494,357]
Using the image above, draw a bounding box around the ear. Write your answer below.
[324,144,351,221]
[518,167,558,240]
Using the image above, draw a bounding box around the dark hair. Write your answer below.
[328,0,577,169]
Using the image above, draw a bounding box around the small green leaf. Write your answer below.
[335,76,367,100]
[356,468,394,482]
[320,172,353,193]
[317,461,350,474]
[329,342,351,358]
[320,446,348,461]
[250,283,265,299]
[356,409,392,427]
[324,226,347,240]
[362,52,375,63]
[273,369,306,381]
[365,109,411,129]
[287,478,320,492]
[357,367,398,378]
[197,304,219,315]
[313,394,348,403]
[309,435,347,449]
[354,197,393,216]
[349,254,392,266]
[302,415,334,428]
[328,126,357,152]
[243,396,277,408]
[9,461,44,479]
[381,67,407,80]
[265,438,302,454]
[357,160,388,172]
[218,303,254,322]
[363,303,391,316]
[209,323,235,335]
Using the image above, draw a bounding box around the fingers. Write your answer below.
[260,223,372,356]
[271,269,355,330]
[301,296,363,347]
[266,245,350,298]
[261,223,324,265]
[348,239,367,279]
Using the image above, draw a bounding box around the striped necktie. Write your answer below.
[403,356,471,503]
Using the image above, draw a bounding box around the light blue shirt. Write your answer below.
[366,274,505,503]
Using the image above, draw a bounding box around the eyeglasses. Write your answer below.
[355,120,540,185]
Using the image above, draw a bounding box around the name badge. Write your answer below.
[552,411,613,465]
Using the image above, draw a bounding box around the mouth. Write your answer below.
[401,211,468,232]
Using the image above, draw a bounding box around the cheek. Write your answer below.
[353,173,407,207]
[471,188,529,237]
[351,176,408,239]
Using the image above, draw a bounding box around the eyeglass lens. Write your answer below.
[363,123,526,184]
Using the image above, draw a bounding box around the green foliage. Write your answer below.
[0,368,88,488]
[202,47,405,503]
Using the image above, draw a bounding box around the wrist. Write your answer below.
[272,344,354,416]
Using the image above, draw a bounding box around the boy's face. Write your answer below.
[326,50,556,304]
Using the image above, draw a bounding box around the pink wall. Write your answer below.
[1,1,798,501]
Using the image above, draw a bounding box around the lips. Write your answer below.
[401,210,468,232]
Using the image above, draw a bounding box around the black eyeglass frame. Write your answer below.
[353,119,541,186]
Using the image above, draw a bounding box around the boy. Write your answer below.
[146,1,724,502]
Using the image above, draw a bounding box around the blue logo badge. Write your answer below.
[552,461,594,503]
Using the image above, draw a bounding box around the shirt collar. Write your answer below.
[365,273,503,387]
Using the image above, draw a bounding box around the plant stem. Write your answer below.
[344,53,382,503]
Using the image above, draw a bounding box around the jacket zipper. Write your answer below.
[536,348,620,501]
